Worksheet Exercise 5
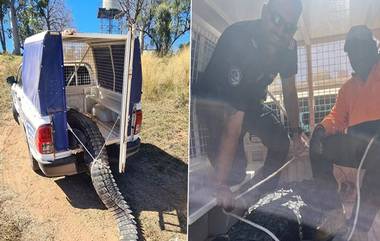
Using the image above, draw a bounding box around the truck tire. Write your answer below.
[22,126,40,172]
[28,146,40,171]
[67,109,138,241]
[13,104,19,125]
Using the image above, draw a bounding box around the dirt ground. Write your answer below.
[0,97,188,241]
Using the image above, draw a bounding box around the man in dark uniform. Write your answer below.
[195,0,305,210]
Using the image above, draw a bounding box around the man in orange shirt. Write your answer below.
[310,26,380,241]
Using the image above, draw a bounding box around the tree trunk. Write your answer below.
[46,17,51,30]
[10,0,21,55]
[139,27,144,54]
[46,6,51,30]
[0,17,7,53]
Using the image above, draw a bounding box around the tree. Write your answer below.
[9,0,21,54]
[168,0,190,50]
[143,0,190,56]
[118,0,145,25]
[147,2,171,56]
[0,0,8,53]
[5,0,44,52]
[117,0,147,51]
[118,0,190,56]
[8,0,72,50]
[16,1,44,45]
[35,0,72,31]
[178,41,189,51]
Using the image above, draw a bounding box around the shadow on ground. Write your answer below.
[54,143,188,235]
[112,143,188,234]
[54,173,106,210]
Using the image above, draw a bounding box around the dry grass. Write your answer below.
[141,47,190,106]
[0,54,21,120]
[0,54,24,240]
[140,47,189,162]
[0,190,22,241]
[140,98,189,163]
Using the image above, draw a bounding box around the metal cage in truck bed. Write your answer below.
[62,31,143,172]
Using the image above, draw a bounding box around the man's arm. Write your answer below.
[321,86,349,135]
[214,110,244,211]
[281,75,300,132]
[281,75,308,157]
[278,39,300,133]
[215,110,245,185]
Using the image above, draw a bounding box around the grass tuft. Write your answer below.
[141,47,189,106]
[0,54,22,117]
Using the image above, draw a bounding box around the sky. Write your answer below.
[4,0,190,52]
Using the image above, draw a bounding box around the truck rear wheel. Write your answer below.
[67,109,139,241]
[22,126,40,172]
[13,104,19,125]
[28,148,40,171]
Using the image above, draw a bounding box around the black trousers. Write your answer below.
[310,120,380,231]
[242,105,290,191]
[197,98,290,189]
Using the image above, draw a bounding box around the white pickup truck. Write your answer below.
[7,30,143,241]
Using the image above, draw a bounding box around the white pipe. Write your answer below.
[347,136,377,241]
[235,157,296,200]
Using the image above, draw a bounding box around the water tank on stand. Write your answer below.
[102,0,121,10]
[97,0,122,34]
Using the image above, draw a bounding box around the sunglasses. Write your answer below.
[269,8,298,35]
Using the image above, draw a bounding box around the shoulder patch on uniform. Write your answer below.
[228,66,242,86]
[251,38,258,49]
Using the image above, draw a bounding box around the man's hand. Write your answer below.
[310,124,327,155]
[216,184,235,212]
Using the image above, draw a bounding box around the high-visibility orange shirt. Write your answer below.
[321,60,380,135]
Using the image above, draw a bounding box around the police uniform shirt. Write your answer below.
[199,19,298,113]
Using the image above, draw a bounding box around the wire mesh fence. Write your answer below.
[64,66,91,86]
[92,45,126,93]
[62,40,127,93]
[190,26,218,159]
[63,41,96,86]
[311,39,352,123]
[190,28,357,160]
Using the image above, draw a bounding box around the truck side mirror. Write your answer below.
[6,76,16,85]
